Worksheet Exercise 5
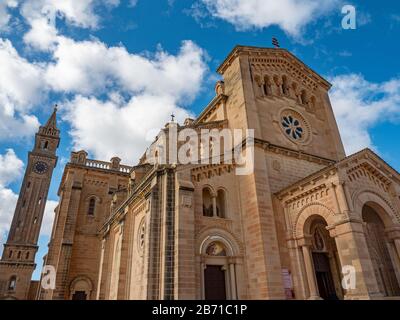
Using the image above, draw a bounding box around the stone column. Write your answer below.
[212,196,217,217]
[301,243,320,300]
[385,227,400,286]
[200,261,206,300]
[333,219,382,299]
[393,239,400,262]
[229,262,237,300]
[387,241,400,285]
[96,239,106,300]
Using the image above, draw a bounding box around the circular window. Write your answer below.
[137,218,146,254]
[280,110,310,143]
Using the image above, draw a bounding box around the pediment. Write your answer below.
[339,149,400,189]
[217,46,331,92]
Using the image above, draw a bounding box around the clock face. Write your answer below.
[33,161,48,174]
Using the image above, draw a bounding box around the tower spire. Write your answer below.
[44,104,58,130]
[39,104,60,137]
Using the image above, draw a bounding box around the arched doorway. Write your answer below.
[200,236,238,300]
[69,276,93,300]
[362,204,400,297]
[310,219,341,300]
[301,215,343,300]
[204,241,227,300]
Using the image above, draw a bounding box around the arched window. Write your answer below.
[43,141,49,150]
[263,76,272,96]
[8,250,13,259]
[216,189,226,218]
[310,96,316,111]
[202,188,213,217]
[17,251,21,259]
[25,252,30,260]
[8,276,17,291]
[88,198,96,216]
[300,90,308,105]
[282,76,289,96]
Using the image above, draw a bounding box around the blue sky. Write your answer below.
[0,0,399,280]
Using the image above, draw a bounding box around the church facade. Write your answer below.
[2,45,400,300]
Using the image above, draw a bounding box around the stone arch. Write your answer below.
[198,228,243,300]
[69,275,93,300]
[294,202,336,239]
[352,189,399,227]
[198,228,242,257]
[202,184,215,196]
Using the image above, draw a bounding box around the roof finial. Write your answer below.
[54,104,58,112]
[171,113,175,122]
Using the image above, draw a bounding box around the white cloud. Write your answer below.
[0,186,18,250]
[0,38,44,109]
[54,39,206,162]
[64,94,193,162]
[23,16,59,51]
[0,38,42,140]
[46,38,207,100]
[21,0,121,50]
[200,0,340,37]
[329,74,400,154]
[1,17,208,158]
[0,149,23,187]
[0,149,23,247]
[0,0,18,31]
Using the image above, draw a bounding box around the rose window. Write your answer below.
[282,115,304,140]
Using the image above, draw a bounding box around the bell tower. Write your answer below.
[0,106,60,300]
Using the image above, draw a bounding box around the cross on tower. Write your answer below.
[171,113,175,122]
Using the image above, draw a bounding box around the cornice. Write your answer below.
[216,45,331,90]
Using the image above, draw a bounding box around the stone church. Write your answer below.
[2,46,400,300]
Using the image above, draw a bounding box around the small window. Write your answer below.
[17,251,21,259]
[282,76,289,96]
[8,276,17,291]
[43,141,49,150]
[202,188,213,217]
[25,252,30,260]
[38,197,42,205]
[27,182,31,189]
[216,189,227,218]
[8,250,13,259]
[263,76,272,96]
[88,198,96,216]
[300,90,308,105]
